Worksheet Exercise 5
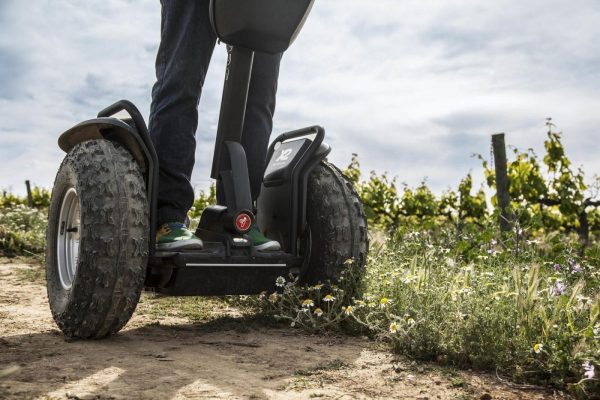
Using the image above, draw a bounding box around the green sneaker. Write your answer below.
[156,222,203,251]
[247,225,281,251]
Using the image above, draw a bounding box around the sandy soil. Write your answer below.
[0,260,572,400]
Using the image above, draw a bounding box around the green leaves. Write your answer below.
[343,158,489,230]
[188,183,217,219]
[476,118,600,239]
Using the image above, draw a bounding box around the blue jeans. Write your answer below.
[149,0,282,227]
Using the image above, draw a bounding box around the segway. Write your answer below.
[46,0,368,339]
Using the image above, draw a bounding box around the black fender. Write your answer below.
[57,100,159,254]
[58,118,147,167]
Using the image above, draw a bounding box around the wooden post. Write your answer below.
[491,134,512,233]
[25,180,33,208]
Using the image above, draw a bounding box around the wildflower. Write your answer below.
[552,263,561,272]
[379,297,392,308]
[389,322,399,333]
[533,343,543,354]
[576,295,591,306]
[343,306,354,315]
[323,294,335,302]
[551,281,567,296]
[275,276,286,287]
[314,307,323,317]
[594,323,600,336]
[583,361,595,379]
[268,292,279,303]
[301,299,314,308]
[568,259,583,273]
[353,300,365,308]
[406,317,415,326]
[344,258,354,265]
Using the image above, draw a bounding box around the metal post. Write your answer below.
[491,133,512,233]
[25,180,33,208]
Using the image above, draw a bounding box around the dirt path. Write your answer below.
[0,260,570,400]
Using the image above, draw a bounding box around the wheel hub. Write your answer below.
[56,188,80,290]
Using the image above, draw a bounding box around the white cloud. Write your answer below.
[0,0,598,196]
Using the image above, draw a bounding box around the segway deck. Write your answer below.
[145,240,302,296]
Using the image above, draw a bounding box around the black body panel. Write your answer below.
[209,0,315,54]
[257,126,330,254]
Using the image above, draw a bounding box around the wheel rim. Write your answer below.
[56,187,80,290]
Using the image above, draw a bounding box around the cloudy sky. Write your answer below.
[1,0,599,196]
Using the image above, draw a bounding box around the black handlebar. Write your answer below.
[98,100,147,133]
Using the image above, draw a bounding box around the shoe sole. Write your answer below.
[253,241,281,252]
[157,239,280,252]
[156,239,204,251]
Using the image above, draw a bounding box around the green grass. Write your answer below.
[136,294,231,322]
[294,359,349,376]
[0,205,47,257]
[14,262,45,284]
[360,228,598,392]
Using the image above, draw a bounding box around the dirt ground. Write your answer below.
[0,260,572,400]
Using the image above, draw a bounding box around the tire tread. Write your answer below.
[46,139,148,338]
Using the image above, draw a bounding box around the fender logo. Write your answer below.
[275,148,293,162]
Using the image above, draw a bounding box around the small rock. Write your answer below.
[392,363,405,373]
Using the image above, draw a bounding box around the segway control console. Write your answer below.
[46,0,368,338]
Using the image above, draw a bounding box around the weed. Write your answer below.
[294,359,349,376]
[0,205,46,257]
